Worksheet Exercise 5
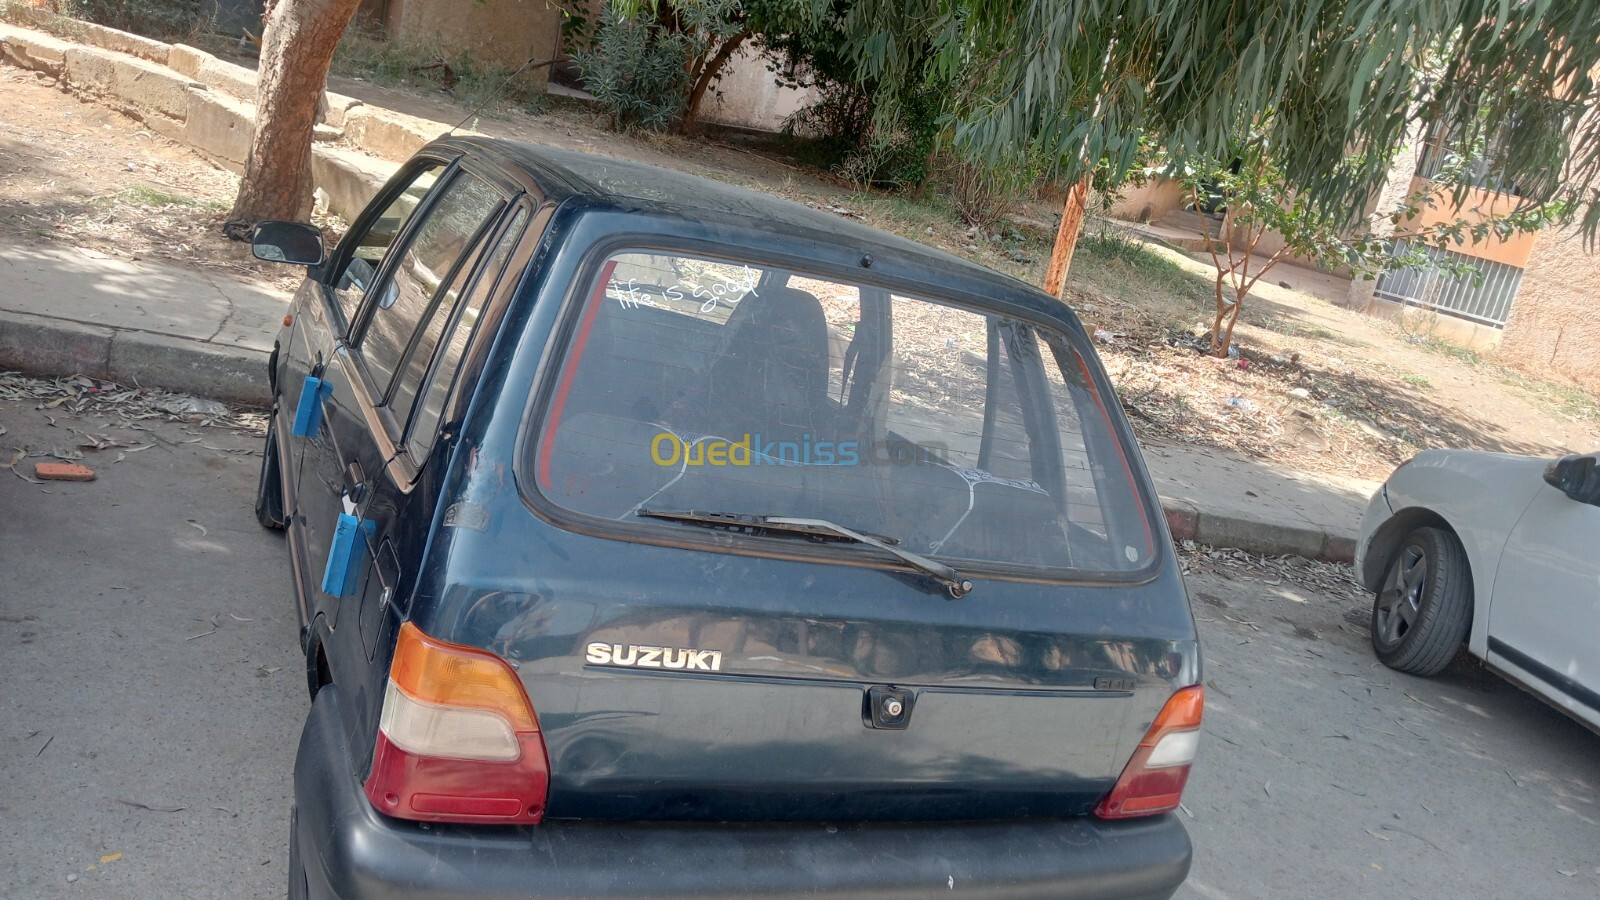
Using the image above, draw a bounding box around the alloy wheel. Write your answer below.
[1375,544,1427,647]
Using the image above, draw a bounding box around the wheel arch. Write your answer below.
[1361,507,1458,591]
[303,612,334,699]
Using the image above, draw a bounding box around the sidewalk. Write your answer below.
[0,239,1372,560]
[1144,441,1376,561]
[0,242,287,404]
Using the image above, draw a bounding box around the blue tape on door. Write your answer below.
[291,375,333,438]
[321,512,374,597]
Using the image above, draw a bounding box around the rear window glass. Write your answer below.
[530,250,1154,577]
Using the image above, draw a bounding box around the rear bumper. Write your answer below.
[295,687,1192,900]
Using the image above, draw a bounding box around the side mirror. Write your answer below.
[1543,454,1600,506]
[252,221,325,266]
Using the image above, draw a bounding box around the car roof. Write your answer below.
[433,136,1070,319]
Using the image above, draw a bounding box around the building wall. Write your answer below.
[1399,178,1537,267]
[695,45,817,133]
[1499,227,1600,392]
[1102,178,1186,223]
[382,0,562,92]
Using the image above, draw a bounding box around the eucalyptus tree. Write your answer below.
[838,0,1600,291]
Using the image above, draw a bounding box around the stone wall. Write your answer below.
[380,0,560,93]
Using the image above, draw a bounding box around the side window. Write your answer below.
[406,208,529,463]
[356,171,504,402]
[333,164,442,326]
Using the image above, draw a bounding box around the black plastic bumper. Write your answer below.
[294,686,1192,900]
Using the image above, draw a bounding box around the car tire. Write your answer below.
[256,413,287,531]
[287,806,309,900]
[1370,526,1472,676]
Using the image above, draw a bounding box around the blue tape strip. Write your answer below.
[320,512,373,597]
[291,375,332,438]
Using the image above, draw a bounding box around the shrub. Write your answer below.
[56,0,207,40]
[573,4,695,132]
[941,148,1047,230]
[789,79,942,191]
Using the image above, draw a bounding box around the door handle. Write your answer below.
[343,461,367,506]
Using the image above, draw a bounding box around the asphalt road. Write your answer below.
[1174,556,1600,899]
[1,384,1596,899]
[0,385,301,899]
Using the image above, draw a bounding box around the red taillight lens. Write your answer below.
[364,622,550,824]
[1095,685,1203,819]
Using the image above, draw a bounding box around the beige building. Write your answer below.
[1350,124,1599,395]
[1106,127,1600,393]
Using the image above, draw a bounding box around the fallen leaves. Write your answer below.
[0,372,265,436]
[1177,542,1368,604]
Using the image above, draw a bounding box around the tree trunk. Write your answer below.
[1041,177,1090,299]
[1209,275,1229,355]
[224,0,363,239]
[1213,288,1244,357]
[681,31,750,134]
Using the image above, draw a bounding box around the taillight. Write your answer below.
[1095,685,1203,819]
[364,622,550,824]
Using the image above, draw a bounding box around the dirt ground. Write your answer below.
[0,68,302,292]
[3,58,1595,483]
[1068,242,1600,481]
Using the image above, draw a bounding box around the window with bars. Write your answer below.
[1374,239,1524,327]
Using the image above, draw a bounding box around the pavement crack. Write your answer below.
[199,271,238,344]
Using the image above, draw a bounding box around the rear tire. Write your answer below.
[256,413,287,531]
[1371,526,1472,676]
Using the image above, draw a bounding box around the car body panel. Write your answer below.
[272,137,1199,897]
[1358,449,1545,656]
[1357,447,1600,732]
[1487,481,1600,731]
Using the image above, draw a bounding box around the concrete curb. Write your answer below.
[1161,497,1356,564]
[0,309,270,406]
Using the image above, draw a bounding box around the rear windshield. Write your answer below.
[529,249,1155,577]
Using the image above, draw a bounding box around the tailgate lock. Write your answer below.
[864,686,914,730]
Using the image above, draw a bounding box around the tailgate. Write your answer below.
[449,565,1194,823]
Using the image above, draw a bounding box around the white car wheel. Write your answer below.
[1371,526,1472,676]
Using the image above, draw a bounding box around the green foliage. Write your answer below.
[1178,123,1561,357]
[53,0,204,40]
[575,4,697,131]
[831,82,941,190]
[834,0,1600,244]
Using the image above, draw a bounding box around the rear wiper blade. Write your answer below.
[637,508,974,598]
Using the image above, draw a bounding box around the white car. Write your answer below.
[1356,449,1600,732]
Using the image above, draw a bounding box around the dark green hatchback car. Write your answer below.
[251,136,1202,899]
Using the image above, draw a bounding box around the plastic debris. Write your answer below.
[159,396,229,417]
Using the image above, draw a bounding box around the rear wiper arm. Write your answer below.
[637,509,974,598]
